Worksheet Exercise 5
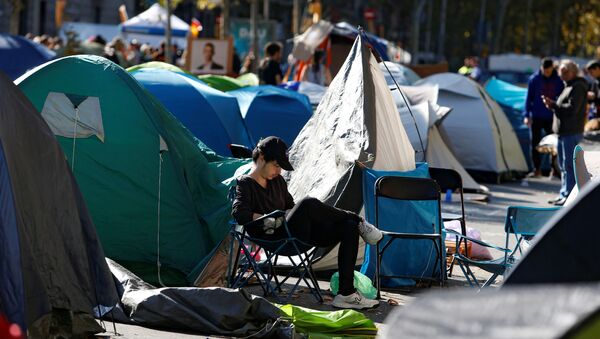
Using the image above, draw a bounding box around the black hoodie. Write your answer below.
[552,77,588,136]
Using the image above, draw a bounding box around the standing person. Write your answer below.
[468,56,482,82]
[524,57,564,177]
[543,60,588,206]
[300,49,332,86]
[258,42,283,85]
[232,137,382,309]
[458,57,472,76]
[586,60,600,118]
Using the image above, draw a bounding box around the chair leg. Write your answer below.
[376,242,381,300]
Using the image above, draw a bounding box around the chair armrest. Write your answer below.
[444,229,510,253]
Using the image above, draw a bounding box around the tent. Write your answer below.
[416,73,528,181]
[127,60,190,74]
[280,81,327,108]
[380,283,600,339]
[16,55,248,286]
[198,73,260,92]
[380,61,421,86]
[291,20,390,79]
[120,3,189,47]
[0,34,55,79]
[485,77,532,169]
[391,84,488,193]
[0,71,117,336]
[229,85,312,145]
[286,34,415,271]
[131,67,253,155]
[504,179,600,285]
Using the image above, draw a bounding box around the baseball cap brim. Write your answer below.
[277,157,294,171]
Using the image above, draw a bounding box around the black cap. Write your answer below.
[257,136,293,171]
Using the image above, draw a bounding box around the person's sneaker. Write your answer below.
[357,219,383,245]
[547,196,564,204]
[332,291,379,309]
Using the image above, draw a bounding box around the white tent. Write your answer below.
[120,3,189,47]
[416,73,528,180]
[390,84,487,193]
[286,35,415,271]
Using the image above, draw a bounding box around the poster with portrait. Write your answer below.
[186,38,232,75]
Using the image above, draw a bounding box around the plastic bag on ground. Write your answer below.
[330,270,378,300]
[444,220,493,260]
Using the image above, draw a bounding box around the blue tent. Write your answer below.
[332,22,389,61]
[131,68,253,156]
[485,77,532,170]
[229,85,312,145]
[0,34,55,79]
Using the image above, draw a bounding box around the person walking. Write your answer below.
[543,60,588,206]
[258,42,283,85]
[524,57,564,177]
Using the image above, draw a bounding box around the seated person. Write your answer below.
[232,136,382,309]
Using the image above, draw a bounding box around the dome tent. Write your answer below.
[16,55,247,286]
[416,73,528,181]
[131,67,253,155]
[0,71,117,336]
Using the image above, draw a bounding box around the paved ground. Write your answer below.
[96,169,563,338]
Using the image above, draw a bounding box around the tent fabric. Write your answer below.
[131,68,253,155]
[380,61,421,86]
[291,20,334,61]
[278,304,377,337]
[280,81,327,108]
[106,259,291,337]
[360,165,444,287]
[391,84,486,193]
[287,34,414,204]
[0,71,118,334]
[0,34,55,80]
[120,3,189,46]
[198,73,259,92]
[229,85,313,146]
[127,61,190,74]
[16,55,247,286]
[485,77,526,111]
[504,179,600,285]
[416,73,528,178]
[485,77,531,169]
[380,283,600,339]
[40,92,105,142]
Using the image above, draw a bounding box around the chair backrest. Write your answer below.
[574,145,600,190]
[429,167,463,192]
[375,176,441,201]
[504,206,560,236]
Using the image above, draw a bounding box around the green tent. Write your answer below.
[16,55,248,286]
[198,73,259,92]
[126,61,191,74]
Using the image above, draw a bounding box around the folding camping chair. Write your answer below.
[447,205,559,288]
[226,187,323,303]
[374,176,446,299]
[429,167,467,276]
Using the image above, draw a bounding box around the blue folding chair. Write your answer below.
[226,186,323,303]
[447,206,560,288]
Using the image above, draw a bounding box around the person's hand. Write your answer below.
[588,91,596,100]
[542,95,555,109]
[262,216,284,234]
[524,117,531,127]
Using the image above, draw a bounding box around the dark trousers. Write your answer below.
[530,118,553,170]
[286,197,360,296]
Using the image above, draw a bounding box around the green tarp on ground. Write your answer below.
[199,73,259,92]
[16,55,248,286]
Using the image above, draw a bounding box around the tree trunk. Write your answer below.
[9,0,24,35]
[477,0,487,56]
[552,0,562,55]
[410,0,426,63]
[221,0,230,38]
[437,0,447,61]
[492,0,510,54]
[523,0,532,53]
[165,0,172,63]
[424,0,433,55]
